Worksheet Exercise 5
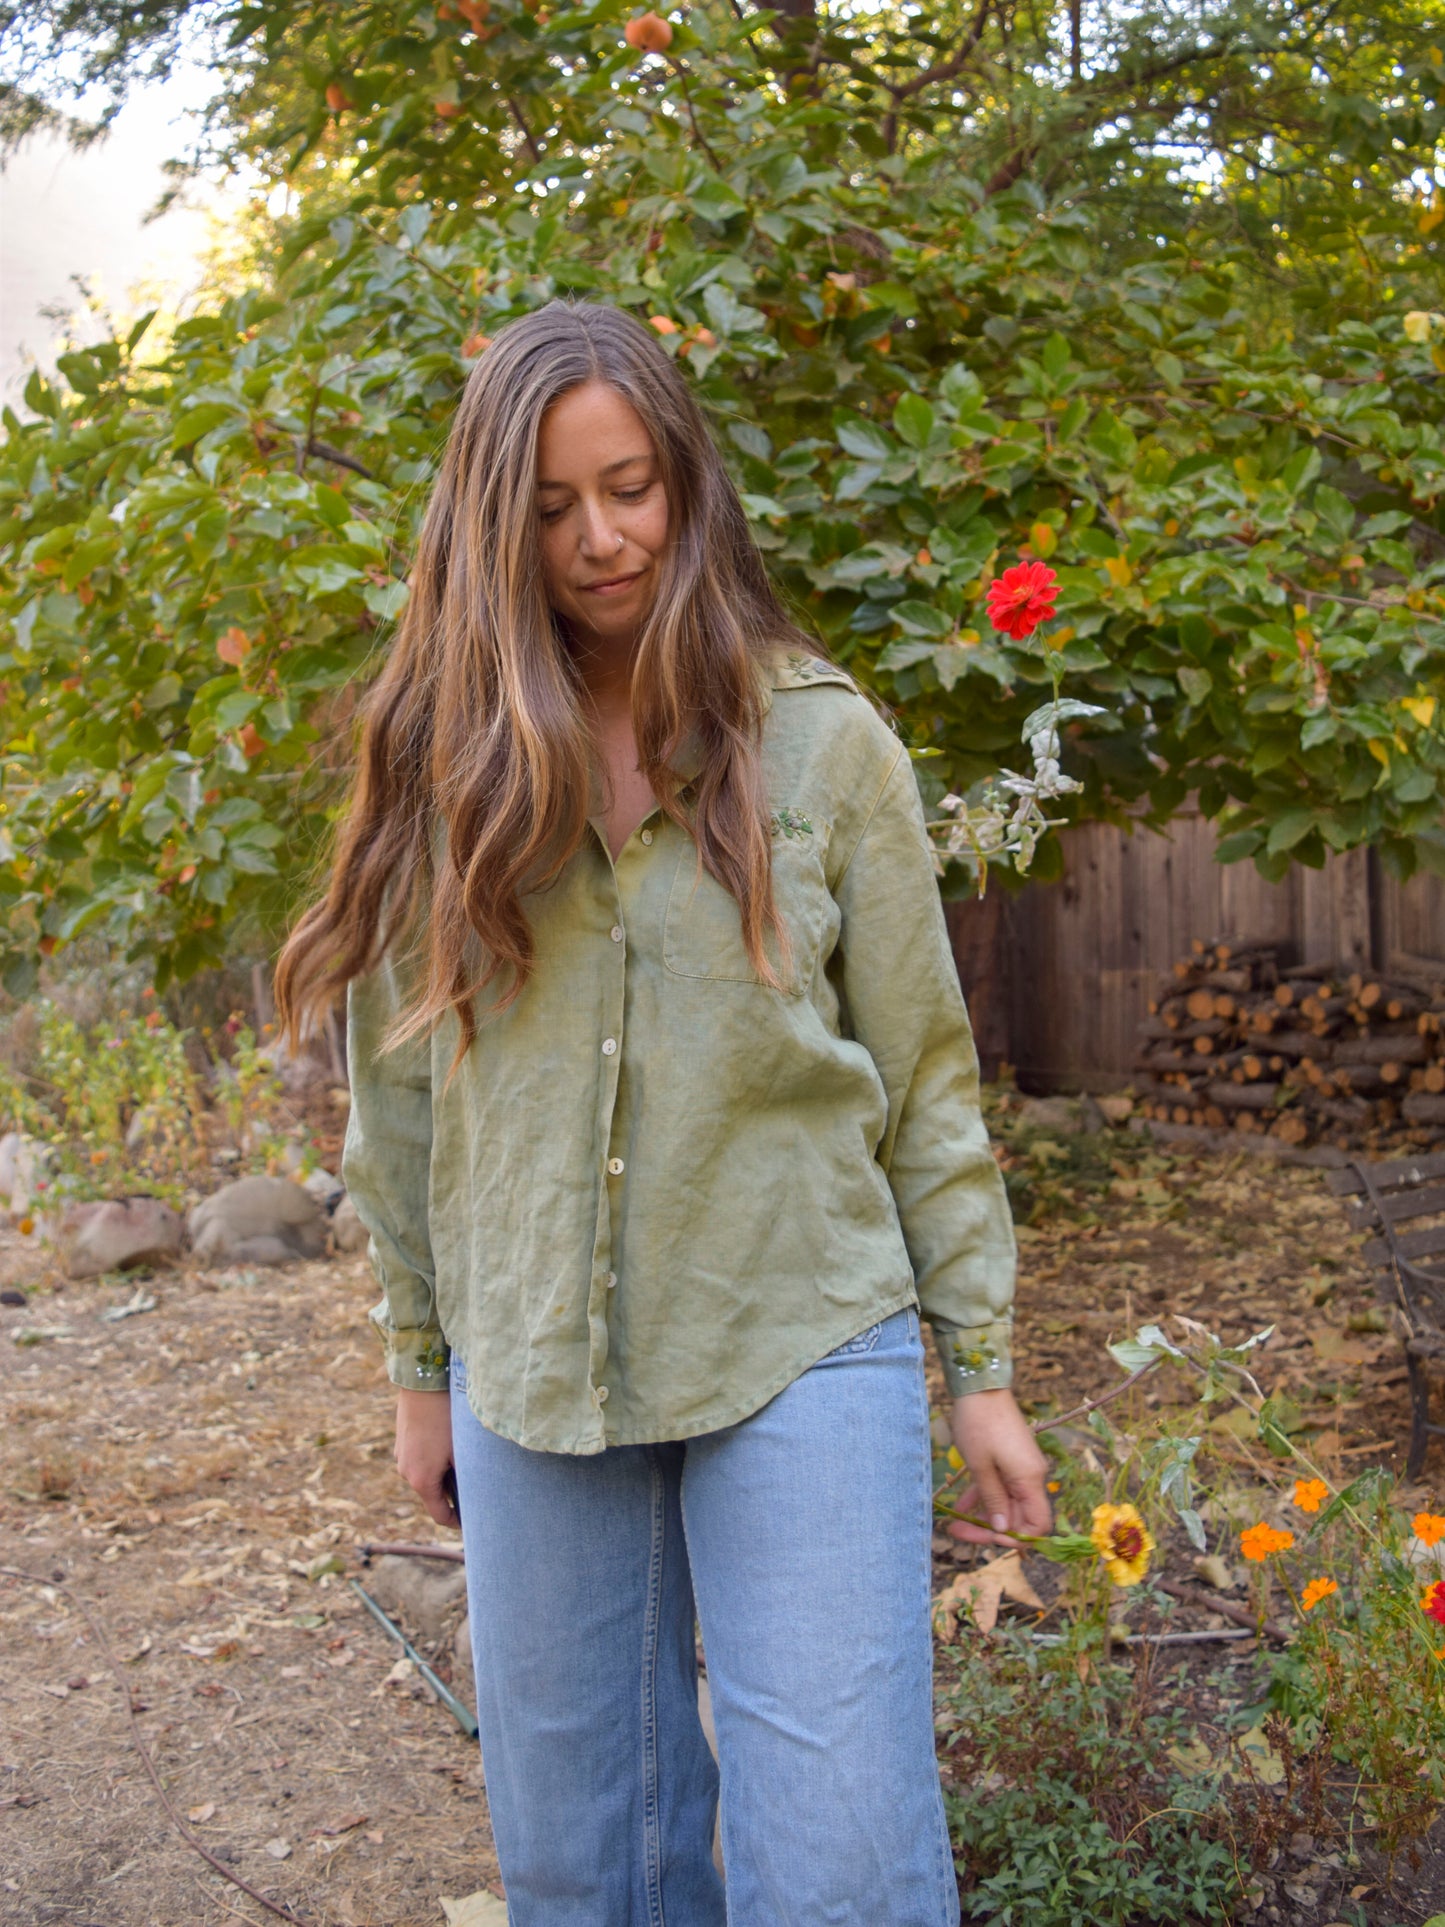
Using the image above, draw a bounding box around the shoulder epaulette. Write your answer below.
[766,649,862,695]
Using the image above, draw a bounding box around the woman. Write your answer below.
[275,297,1051,1925]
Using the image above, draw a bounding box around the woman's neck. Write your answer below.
[571,627,638,725]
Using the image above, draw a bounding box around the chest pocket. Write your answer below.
[663,816,833,996]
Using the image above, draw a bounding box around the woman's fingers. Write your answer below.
[417,1469,461,1530]
[944,1477,1019,1547]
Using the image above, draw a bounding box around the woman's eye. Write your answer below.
[540,483,651,523]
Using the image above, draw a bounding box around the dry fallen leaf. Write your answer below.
[187,1802,216,1824]
[440,1894,510,1926]
[264,1837,293,1860]
[310,1813,368,1838]
[931,1551,1044,1638]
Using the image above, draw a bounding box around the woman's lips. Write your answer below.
[582,571,642,596]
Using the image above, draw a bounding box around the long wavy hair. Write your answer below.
[273,297,822,1091]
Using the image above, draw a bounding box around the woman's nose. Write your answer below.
[576,500,620,555]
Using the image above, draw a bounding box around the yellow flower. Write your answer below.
[1412,1511,1445,1548]
[1301,1576,1338,1611]
[1293,1478,1329,1514]
[1090,1503,1155,1587]
[1240,1523,1294,1562]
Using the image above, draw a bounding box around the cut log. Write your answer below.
[1206,1080,1283,1113]
[1403,1092,1445,1126]
[1300,994,1350,1025]
[1341,1034,1428,1067]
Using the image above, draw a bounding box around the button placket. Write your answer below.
[586,856,633,1419]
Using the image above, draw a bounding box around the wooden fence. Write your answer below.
[945,799,1445,1093]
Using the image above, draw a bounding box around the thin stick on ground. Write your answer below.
[0,1565,324,1927]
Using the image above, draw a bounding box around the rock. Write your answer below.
[123,1104,170,1154]
[186,1176,328,1268]
[1014,1095,1085,1134]
[453,1613,475,1711]
[0,1131,53,1215]
[330,1194,370,1254]
[1095,1093,1136,1126]
[302,1166,345,1214]
[1,1288,26,1307]
[258,1030,333,1097]
[363,1553,468,1644]
[59,1197,183,1280]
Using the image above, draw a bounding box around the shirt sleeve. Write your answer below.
[341,950,449,1392]
[832,741,1018,1397]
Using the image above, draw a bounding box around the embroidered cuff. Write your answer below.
[370,1302,451,1391]
[928,1315,1013,1398]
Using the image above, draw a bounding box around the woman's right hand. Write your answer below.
[394,1388,461,1529]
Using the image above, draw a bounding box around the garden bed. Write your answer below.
[1,1100,1442,1924]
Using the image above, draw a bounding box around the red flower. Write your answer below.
[1424,1580,1445,1628]
[985,561,1059,640]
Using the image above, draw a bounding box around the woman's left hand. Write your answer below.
[945,1387,1053,1549]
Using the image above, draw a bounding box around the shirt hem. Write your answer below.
[455,1282,923,1455]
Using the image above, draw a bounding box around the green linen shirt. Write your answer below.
[341,647,1018,1455]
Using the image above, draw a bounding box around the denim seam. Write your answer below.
[912,1350,960,1925]
[641,1445,667,1927]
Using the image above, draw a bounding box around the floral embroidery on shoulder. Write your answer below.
[767,649,861,694]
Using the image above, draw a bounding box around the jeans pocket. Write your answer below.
[825,1319,885,1360]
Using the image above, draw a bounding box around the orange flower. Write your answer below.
[1240,1523,1294,1562]
[1300,1577,1338,1611]
[1412,1512,1445,1548]
[1293,1478,1329,1514]
[1423,1580,1445,1628]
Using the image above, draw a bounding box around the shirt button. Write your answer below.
[605,1271,617,1289]
[640,828,653,845]
[601,1037,618,1056]
[596,1385,609,1404]
[610,925,624,943]
[607,1157,625,1176]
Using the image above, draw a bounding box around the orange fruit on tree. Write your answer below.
[648,315,679,335]
[435,97,464,117]
[625,11,673,51]
[462,332,493,357]
[325,82,352,113]
[238,723,267,759]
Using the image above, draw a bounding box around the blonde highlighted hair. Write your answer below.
[274,297,821,1090]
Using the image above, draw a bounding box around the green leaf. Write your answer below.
[1313,484,1355,541]
[692,179,747,222]
[171,403,242,447]
[892,393,935,449]
[1265,810,1317,854]
[890,600,952,638]
[834,413,894,461]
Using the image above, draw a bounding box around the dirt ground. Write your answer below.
[1,1117,1441,1927]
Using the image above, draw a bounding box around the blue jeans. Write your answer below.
[449,1305,959,1927]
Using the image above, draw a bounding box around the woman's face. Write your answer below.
[535,379,670,649]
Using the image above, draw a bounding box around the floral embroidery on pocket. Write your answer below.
[770,807,813,841]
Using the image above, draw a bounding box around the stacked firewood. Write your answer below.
[1131,939,1445,1148]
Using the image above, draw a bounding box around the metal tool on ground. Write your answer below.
[350,1577,479,1739]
